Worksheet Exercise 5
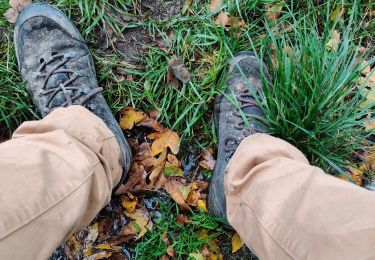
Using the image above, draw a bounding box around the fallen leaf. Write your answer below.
[214,11,229,26]
[4,0,31,24]
[94,244,121,251]
[349,166,364,186]
[214,11,246,30]
[199,147,216,170]
[265,3,283,20]
[162,232,170,246]
[121,194,138,213]
[189,253,204,260]
[176,214,191,225]
[167,154,181,167]
[115,163,147,194]
[164,177,191,210]
[326,30,340,51]
[364,119,375,133]
[209,0,223,13]
[167,68,181,89]
[330,5,345,22]
[4,8,18,23]
[167,246,175,257]
[164,161,183,177]
[197,199,208,212]
[119,107,146,130]
[148,129,180,155]
[122,207,153,240]
[85,223,99,244]
[231,232,244,253]
[169,55,191,84]
[86,251,112,260]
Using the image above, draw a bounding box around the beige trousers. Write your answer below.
[0,107,374,259]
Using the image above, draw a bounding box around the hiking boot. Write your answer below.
[208,52,271,220]
[14,3,131,189]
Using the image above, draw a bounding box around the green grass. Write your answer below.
[134,202,226,259]
[252,4,374,173]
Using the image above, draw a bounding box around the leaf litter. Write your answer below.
[58,107,217,259]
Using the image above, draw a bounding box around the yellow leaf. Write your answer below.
[164,161,183,177]
[189,253,204,260]
[123,207,153,240]
[197,199,208,212]
[147,129,180,155]
[330,5,345,22]
[231,232,244,253]
[121,195,138,213]
[209,0,223,13]
[326,30,341,51]
[119,107,146,130]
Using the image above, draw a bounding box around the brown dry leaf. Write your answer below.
[122,207,153,240]
[164,177,191,210]
[169,55,191,84]
[176,214,191,225]
[164,161,183,177]
[167,154,181,167]
[145,148,167,186]
[209,0,223,13]
[214,12,246,30]
[115,163,147,194]
[121,193,138,213]
[265,3,283,20]
[161,255,169,260]
[137,109,164,132]
[148,129,180,155]
[199,147,216,170]
[119,107,146,130]
[4,0,31,23]
[167,246,175,257]
[231,232,244,253]
[167,68,181,89]
[214,11,229,27]
[162,232,170,246]
[326,30,341,51]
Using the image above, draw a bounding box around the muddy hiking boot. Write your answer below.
[14,3,131,189]
[208,52,271,220]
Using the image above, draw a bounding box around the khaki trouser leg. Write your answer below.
[225,133,375,260]
[0,106,122,260]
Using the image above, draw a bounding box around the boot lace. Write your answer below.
[33,52,102,113]
[223,90,268,152]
